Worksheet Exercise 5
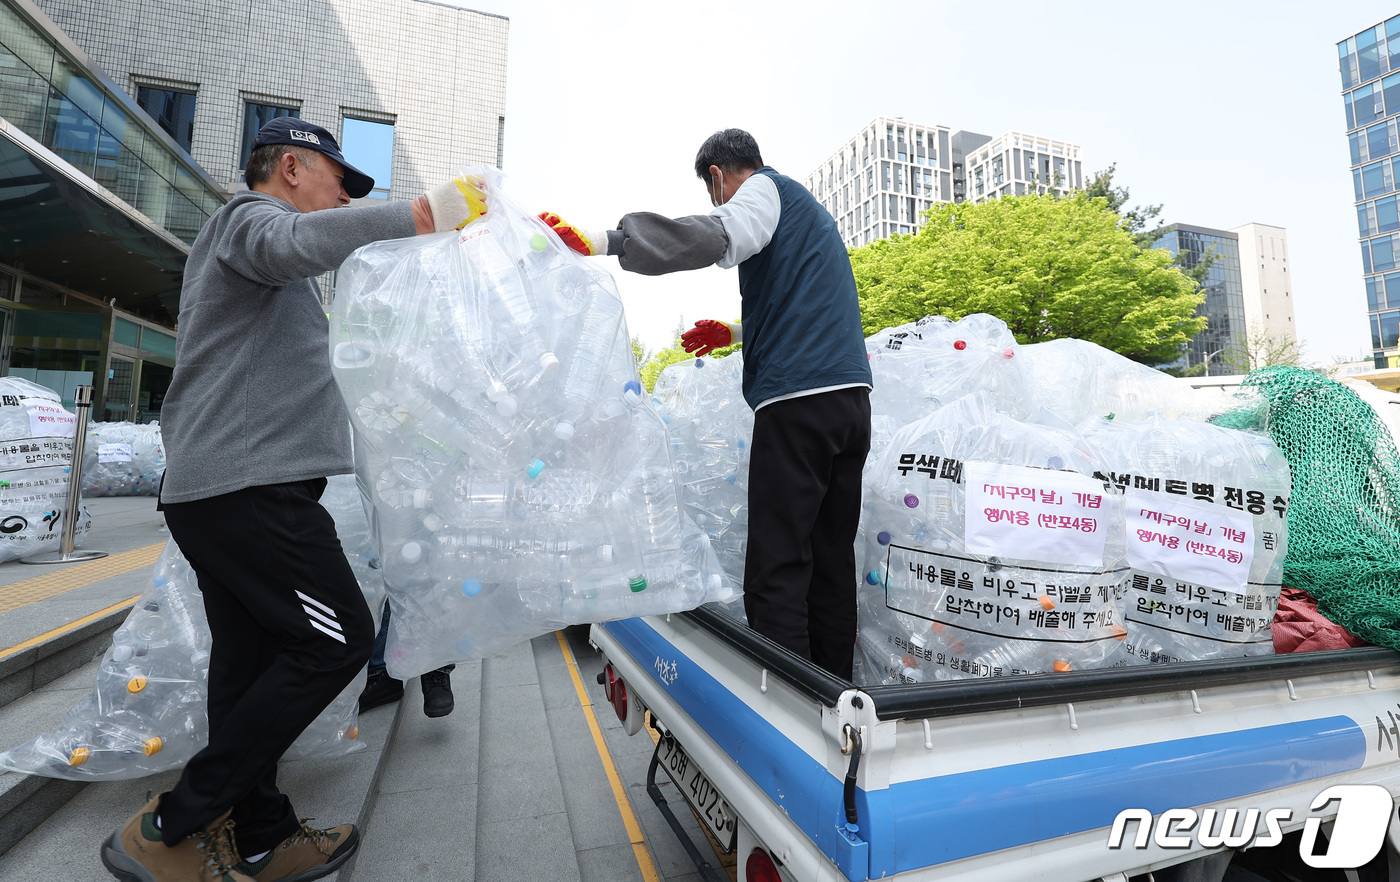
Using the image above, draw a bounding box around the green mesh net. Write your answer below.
[1242,365,1400,651]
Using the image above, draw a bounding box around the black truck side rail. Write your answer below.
[685,604,1400,722]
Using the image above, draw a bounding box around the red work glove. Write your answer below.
[538,212,608,256]
[680,320,741,357]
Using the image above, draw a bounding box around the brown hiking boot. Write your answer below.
[101,793,251,881]
[235,819,360,882]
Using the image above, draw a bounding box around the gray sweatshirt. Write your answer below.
[159,191,415,504]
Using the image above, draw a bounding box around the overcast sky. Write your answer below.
[454,0,1387,365]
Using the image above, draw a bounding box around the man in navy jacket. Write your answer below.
[543,128,872,679]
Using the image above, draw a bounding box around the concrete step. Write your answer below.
[0,671,404,880]
[0,658,104,854]
[0,604,131,713]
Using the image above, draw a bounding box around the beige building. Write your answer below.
[1231,222,1297,347]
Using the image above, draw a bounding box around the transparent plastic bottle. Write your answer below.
[459,226,559,375]
[554,288,625,440]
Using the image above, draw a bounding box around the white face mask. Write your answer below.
[710,169,725,208]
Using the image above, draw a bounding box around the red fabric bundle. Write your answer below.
[1272,588,1370,653]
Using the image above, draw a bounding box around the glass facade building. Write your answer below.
[1340,16,1400,367]
[0,0,229,418]
[1152,225,1246,376]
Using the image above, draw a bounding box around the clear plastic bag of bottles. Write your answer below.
[0,377,90,561]
[855,393,1130,684]
[81,421,165,497]
[1019,338,1250,425]
[650,353,752,601]
[330,167,731,676]
[0,476,385,779]
[1081,415,1289,665]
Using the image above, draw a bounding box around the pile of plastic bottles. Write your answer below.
[81,421,165,497]
[0,475,385,779]
[330,168,730,677]
[651,313,1289,682]
[0,377,89,562]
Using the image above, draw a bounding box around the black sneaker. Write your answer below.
[421,669,454,718]
[358,670,403,713]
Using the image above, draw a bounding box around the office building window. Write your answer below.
[240,102,299,169]
[1380,195,1400,233]
[1368,120,1395,162]
[1382,311,1400,349]
[1386,272,1400,308]
[341,117,394,199]
[136,87,196,152]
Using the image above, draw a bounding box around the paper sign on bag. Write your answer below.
[1124,489,1254,592]
[964,461,1111,567]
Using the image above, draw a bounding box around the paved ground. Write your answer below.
[0,495,734,881]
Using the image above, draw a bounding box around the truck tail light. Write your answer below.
[746,848,782,882]
[603,662,627,722]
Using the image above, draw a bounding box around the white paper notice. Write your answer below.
[25,401,75,438]
[964,462,1111,567]
[1124,489,1254,592]
[97,443,134,464]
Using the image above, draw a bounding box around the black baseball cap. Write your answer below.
[250,118,375,198]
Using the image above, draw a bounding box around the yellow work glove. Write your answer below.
[425,175,488,232]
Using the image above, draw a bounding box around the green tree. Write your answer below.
[850,192,1206,365]
[631,335,651,369]
[1082,163,1164,248]
[1082,164,1215,287]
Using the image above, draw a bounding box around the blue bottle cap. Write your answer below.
[866,569,883,586]
[695,358,704,368]
[526,459,545,479]
[877,531,891,545]
[623,380,642,396]
[1047,456,1064,470]
[461,578,483,597]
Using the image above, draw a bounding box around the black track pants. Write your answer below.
[158,479,373,853]
[743,387,871,680]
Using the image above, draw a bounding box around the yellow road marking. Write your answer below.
[555,630,661,882]
[0,542,164,615]
[0,594,141,660]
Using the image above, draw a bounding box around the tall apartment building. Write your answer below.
[805,117,1082,249]
[955,131,1083,203]
[805,117,952,248]
[0,0,508,419]
[1340,16,1400,368]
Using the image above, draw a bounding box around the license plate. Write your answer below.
[656,733,738,852]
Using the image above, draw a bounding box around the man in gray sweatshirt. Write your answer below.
[100,118,483,882]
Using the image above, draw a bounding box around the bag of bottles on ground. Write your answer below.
[0,476,384,779]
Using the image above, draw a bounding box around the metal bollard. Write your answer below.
[21,385,108,564]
